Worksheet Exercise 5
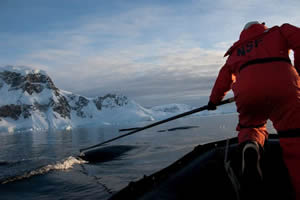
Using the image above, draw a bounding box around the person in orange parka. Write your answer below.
[208,21,300,198]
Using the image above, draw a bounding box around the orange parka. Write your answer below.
[210,23,300,105]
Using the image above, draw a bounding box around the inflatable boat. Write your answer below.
[108,134,294,200]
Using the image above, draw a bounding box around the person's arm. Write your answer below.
[280,23,300,74]
[209,63,234,105]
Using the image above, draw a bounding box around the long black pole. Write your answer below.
[80,97,235,153]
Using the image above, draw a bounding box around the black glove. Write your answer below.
[207,101,217,110]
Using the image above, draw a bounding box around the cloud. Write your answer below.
[18,6,228,102]
[4,0,300,106]
[7,5,229,106]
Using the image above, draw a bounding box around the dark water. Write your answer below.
[0,114,274,200]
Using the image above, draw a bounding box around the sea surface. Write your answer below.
[0,114,275,200]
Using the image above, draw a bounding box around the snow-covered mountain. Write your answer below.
[0,66,152,132]
[0,66,236,132]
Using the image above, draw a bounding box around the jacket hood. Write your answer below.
[224,23,268,57]
[239,23,268,41]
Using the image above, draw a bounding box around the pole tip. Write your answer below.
[79,151,85,157]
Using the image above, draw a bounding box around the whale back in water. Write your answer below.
[79,145,137,163]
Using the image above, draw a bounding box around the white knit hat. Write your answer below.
[243,21,261,30]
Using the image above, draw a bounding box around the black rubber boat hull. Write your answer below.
[109,134,294,200]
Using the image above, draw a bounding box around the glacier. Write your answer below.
[0,65,236,133]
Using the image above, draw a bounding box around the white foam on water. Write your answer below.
[1,156,87,184]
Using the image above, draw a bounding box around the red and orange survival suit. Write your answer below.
[209,22,300,198]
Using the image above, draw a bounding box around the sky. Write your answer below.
[1,0,300,107]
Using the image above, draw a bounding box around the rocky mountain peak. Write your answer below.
[93,94,128,110]
[0,67,58,95]
[0,66,141,131]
